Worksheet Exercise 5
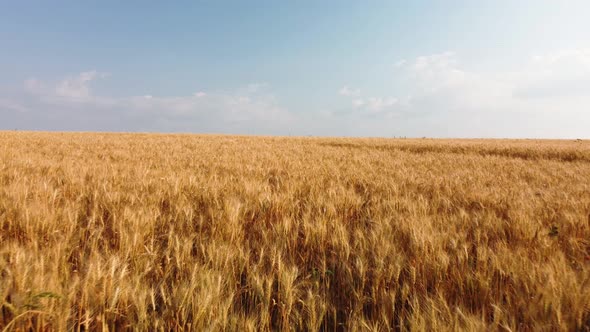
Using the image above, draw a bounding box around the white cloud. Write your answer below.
[530,49,590,70]
[386,50,590,114]
[405,52,471,92]
[412,51,456,71]
[340,94,400,115]
[352,98,365,107]
[334,49,590,137]
[366,97,398,112]
[339,86,360,97]
[512,49,590,99]
[3,48,590,138]
[1,72,293,134]
[54,71,108,99]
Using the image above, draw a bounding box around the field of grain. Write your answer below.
[1,131,589,331]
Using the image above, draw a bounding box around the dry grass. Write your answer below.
[1,131,589,331]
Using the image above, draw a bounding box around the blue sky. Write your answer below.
[1,1,590,137]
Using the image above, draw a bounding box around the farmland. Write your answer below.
[1,131,589,331]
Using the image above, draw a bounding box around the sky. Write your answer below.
[1,1,590,138]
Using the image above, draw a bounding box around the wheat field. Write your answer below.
[0,131,589,331]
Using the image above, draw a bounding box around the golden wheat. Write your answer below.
[1,131,589,331]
